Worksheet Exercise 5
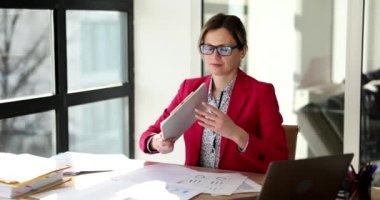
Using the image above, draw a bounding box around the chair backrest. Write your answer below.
[282,125,299,160]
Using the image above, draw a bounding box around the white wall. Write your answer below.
[247,0,306,158]
[134,0,201,164]
[247,0,297,125]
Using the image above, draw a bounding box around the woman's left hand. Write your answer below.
[195,102,238,140]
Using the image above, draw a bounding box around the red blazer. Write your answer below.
[139,69,289,173]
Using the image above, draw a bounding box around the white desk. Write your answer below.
[23,159,380,200]
[23,160,262,199]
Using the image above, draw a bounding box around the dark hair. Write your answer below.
[199,13,247,49]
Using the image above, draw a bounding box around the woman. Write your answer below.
[139,13,288,173]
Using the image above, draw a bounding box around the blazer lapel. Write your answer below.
[219,70,249,159]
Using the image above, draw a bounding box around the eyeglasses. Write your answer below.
[199,44,239,56]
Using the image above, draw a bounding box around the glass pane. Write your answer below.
[66,11,128,92]
[0,9,54,102]
[203,0,347,159]
[68,98,128,154]
[363,0,380,186]
[291,0,346,158]
[0,111,55,157]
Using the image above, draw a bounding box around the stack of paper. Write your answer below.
[0,153,68,199]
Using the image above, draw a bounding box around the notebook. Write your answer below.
[161,83,207,140]
[247,153,354,200]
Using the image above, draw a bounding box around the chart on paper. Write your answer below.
[176,172,247,195]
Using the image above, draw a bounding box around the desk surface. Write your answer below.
[23,160,380,200]
[24,160,263,200]
[146,162,264,200]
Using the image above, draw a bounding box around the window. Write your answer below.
[69,98,128,153]
[0,0,134,157]
[203,0,346,159]
[362,0,380,165]
[0,9,53,101]
[66,10,127,91]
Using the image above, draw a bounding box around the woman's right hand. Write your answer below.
[150,133,175,154]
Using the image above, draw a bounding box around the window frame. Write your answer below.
[0,0,135,157]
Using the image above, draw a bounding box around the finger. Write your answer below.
[164,137,176,144]
[195,107,209,117]
[198,121,215,131]
[196,106,218,118]
[195,114,208,124]
[164,137,176,142]
[167,138,176,143]
[201,102,216,111]
[161,140,171,146]
[158,142,171,151]
[201,101,218,110]
[195,112,216,124]
[166,139,174,145]
[161,146,174,154]
[157,133,164,140]
[159,131,175,142]
[161,142,174,153]
[196,102,212,114]
[201,102,221,115]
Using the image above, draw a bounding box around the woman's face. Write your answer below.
[202,28,246,76]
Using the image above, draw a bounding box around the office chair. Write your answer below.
[283,125,299,160]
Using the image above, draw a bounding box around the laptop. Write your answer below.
[244,153,354,200]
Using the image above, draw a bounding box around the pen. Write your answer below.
[371,164,377,175]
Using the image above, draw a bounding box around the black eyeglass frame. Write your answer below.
[199,44,240,56]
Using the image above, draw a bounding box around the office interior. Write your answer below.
[0,0,379,186]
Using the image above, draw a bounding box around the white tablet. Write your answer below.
[161,83,207,140]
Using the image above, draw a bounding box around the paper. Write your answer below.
[114,164,250,197]
[114,163,197,183]
[49,151,134,175]
[0,153,67,184]
[234,178,262,193]
[31,164,202,200]
[32,178,201,200]
[0,153,69,199]
[175,171,247,195]
[30,162,256,199]
[161,83,207,140]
